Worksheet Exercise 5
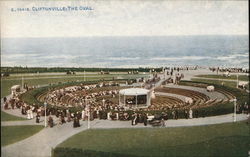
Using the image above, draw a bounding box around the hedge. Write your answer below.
[19,79,248,119]
[52,147,142,157]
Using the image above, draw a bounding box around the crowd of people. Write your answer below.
[2,67,249,128]
[209,67,249,73]
[6,91,243,128]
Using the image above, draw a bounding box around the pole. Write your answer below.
[44,102,47,127]
[234,99,237,122]
[88,104,90,129]
[119,93,120,106]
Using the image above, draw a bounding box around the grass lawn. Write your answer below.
[1,74,147,98]
[1,125,44,146]
[191,78,238,89]
[195,74,249,81]
[1,111,27,121]
[57,122,250,157]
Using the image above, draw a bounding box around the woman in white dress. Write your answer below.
[189,108,193,119]
[27,109,31,119]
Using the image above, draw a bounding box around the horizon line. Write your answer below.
[1,34,249,39]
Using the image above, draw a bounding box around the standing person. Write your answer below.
[161,118,165,127]
[131,112,137,126]
[57,115,62,125]
[175,110,179,120]
[189,108,193,119]
[48,116,54,128]
[30,107,34,119]
[172,110,176,120]
[73,117,78,128]
[27,109,31,119]
[244,102,249,114]
[76,117,80,127]
[4,102,9,110]
[35,113,40,123]
[66,110,71,122]
[81,109,85,121]
[61,115,66,124]
[11,101,15,109]
[3,97,7,103]
[143,113,148,126]
[184,110,188,119]
[107,111,111,120]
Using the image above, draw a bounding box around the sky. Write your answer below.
[0,0,248,38]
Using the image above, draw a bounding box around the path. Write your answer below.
[2,112,248,157]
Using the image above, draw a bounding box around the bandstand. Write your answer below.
[119,88,151,108]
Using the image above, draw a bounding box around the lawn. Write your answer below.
[195,74,249,81]
[1,111,27,121]
[191,78,249,91]
[1,125,44,146]
[1,73,147,98]
[56,122,250,157]
[191,78,238,89]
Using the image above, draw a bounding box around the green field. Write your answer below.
[56,122,250,157]
[1,125,44,146]
[191,78,249,90]
[1,73,147,98]
[1,111,27,121]
[195,74,249,81]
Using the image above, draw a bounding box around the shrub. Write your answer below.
[52,147,141,157]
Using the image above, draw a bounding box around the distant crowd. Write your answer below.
[209,67,249,73]
[3,93,250,128]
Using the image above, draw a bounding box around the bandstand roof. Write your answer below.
[119,88,149,96]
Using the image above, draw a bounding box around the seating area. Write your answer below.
[215,89,235,101]
[33,78,239,118]
[155,87,209,104]
[36,83,126,108]
[151,96,185,110]
[179,82,236,101]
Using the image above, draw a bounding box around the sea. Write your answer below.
[1,35,249,68]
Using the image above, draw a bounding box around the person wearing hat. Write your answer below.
[48,116,54,128]
[35,113,40,123]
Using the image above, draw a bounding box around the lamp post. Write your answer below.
[44,102,47,127]
[234,98,237,122]
[87,104,90,129]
